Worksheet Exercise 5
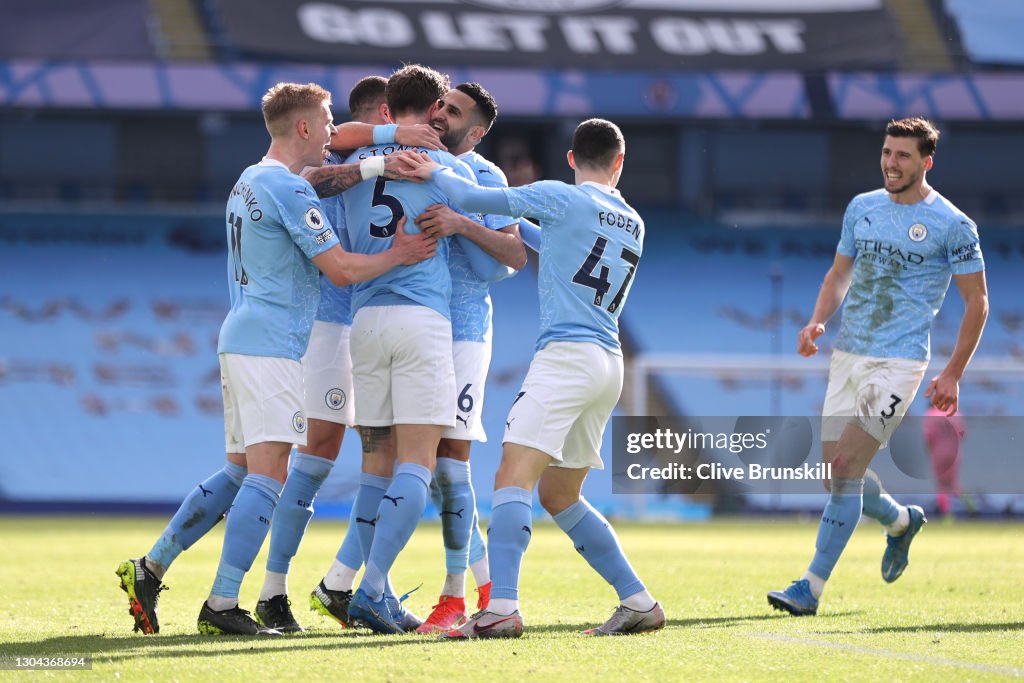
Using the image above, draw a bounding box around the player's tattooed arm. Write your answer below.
[302,155,421,197]
[301,164,364,199]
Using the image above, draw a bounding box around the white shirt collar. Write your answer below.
[259,157,289,170]
[582,180,620,196]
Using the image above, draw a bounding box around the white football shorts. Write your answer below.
[302,320,356,426]
[350,305,456,427]
[441,339,492,442]
[821,348,927,446]
[221,352,306,452]
[503,341,623,470]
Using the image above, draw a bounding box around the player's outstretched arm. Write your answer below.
[798,253,854,357]
[393,152,510,215]
[925,270,989,415]
[428,166,515,216]
[327,123,373,154]
[328,122,445,153]
[392,150,443,179]
[312,216,436,286]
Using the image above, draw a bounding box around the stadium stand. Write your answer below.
[1,0,1022,513]
[943,0,1024,66]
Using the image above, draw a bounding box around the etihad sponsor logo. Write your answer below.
[854,239,924,268]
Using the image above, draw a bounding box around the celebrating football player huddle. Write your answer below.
[117,64,662,640]
[116,59,988,642]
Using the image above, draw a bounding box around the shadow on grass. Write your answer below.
[10,611,888,660]
[513,611,855,636]
[5,631,449,663]
[671,614,856,630]
[842,621,1024,635]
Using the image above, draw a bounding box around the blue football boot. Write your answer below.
[767,579,819,616]
[882,505,927,583]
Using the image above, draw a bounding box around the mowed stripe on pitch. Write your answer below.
[744,632,1024,677]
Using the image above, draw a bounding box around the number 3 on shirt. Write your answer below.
[370,177,405,238]
[572,236,640,313]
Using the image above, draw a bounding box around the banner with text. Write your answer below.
[217,0,903,70]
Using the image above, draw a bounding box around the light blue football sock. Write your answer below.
[266,452,334,574]
[435,458,475,575]
[488,487,534,601]
[468,511,487,566]
[429,476,443,514]
[360,463,431,600]
[861,469,900,526]
[211,474,282,599]
[335,504,364,570]
[148,462,246,570]
[351,472,398,600]
[553,497,644,600]
[352,472,391,564]
[807,477,864,581]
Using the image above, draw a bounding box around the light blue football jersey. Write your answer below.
[218,158,340,361]
[834,188,984,361]
[507,181,643,354]
[430,169,644,355]
[315,152,353,326]
[341,144,478,319]
[449,151,517,342]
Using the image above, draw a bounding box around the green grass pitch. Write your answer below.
[0,516,1021,680]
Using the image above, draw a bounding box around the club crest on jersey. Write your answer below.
[325,388,346,411]
[292,411,307,433]
[304,207,325,231]
[908,223,927,242]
